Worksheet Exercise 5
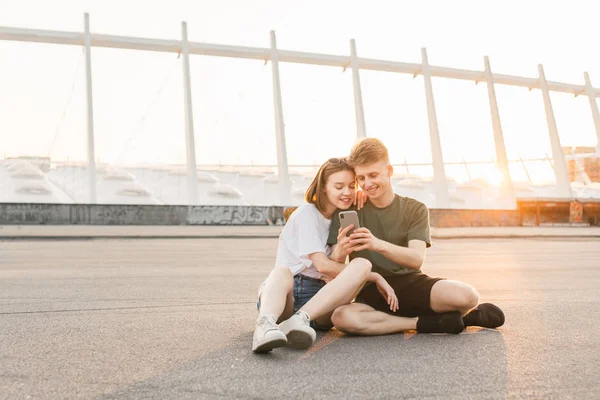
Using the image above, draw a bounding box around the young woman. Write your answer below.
[253,157,398,353]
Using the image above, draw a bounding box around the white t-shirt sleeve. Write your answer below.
[296,208,328,262]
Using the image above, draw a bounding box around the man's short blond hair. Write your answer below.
[348,138,390,167]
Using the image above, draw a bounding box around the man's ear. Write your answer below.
[387,164,394,178]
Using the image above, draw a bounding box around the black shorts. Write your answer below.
[355,272,444,317]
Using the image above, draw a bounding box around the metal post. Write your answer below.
[584,72,600,154]
[538,64,572,197]
[484,56,515,204]
[519,156,533,185]
[350,39,366,140]
[421,48,449,207]
[83,13,97,204]
[270,31,291,205]
[181,21,199,204]
[462,158,472,180]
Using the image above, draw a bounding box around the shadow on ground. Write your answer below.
[101,328,507,400]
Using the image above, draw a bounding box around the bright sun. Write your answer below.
[479,167,504,186]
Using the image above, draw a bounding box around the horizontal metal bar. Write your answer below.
[43,157,563,170]
[1,25,598,97]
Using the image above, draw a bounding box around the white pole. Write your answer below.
[484,56,515,205]
[181,22,199,205]
[350,39,366,140]
[270,31,291,206]
[583,72,600,154]
[519,156,533,185]
[83,13,97,204]
[538,64,572,198]
[462,158,472,180]
[421,48,449,208]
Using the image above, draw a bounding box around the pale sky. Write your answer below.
[1,0,599,183]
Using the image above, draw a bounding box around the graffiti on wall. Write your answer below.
[93,206,146,225]
[0,204,64,224]
[186,206,285,225]
[0,204,290,226]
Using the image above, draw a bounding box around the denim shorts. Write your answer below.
[256,274,333,331]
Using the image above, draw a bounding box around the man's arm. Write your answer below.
[350,201,431,270]
[376,239,427,271]
[349,228,426,270]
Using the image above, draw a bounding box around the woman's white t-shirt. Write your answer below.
[274,203,332,280]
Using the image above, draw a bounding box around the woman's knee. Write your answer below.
[347,257,372,280]
[267,267,294,290]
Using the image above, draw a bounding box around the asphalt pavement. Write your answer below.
[1,234,599,399]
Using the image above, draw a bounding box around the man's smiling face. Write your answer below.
[354,160,393,201]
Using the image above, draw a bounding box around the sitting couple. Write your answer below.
[253,138,504,353]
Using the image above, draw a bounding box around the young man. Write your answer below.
[328,138,505,335]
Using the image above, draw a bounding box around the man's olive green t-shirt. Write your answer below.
[327,194,431,276]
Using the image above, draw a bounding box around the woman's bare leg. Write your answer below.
[253,267,295,353]
[258,267,295,322]
[299,257,372,326]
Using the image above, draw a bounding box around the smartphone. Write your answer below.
[339,211,360,236]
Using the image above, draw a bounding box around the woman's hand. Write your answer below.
[331,224,356,261]
[354,188,368,210]
[374,274,398,312]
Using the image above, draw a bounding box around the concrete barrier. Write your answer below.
[430,208,520,227]
[0,203,526,227]
[0,203,287,225]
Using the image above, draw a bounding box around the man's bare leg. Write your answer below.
[332,303,417,335]
[429,280,479,316]
[430,280,505,328]
[332,300,465,335]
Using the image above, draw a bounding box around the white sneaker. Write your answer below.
[252,315,287,353]
[278,311,316,349]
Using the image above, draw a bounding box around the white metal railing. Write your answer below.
[2,13,600,207]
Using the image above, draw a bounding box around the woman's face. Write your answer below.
[323,169,356,211]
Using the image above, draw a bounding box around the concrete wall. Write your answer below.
[3,202,598,226]
[0,203,286,225]
[430,209,520,227]
[0,203,522,227]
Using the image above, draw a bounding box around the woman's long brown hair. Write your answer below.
[304,158,354,213]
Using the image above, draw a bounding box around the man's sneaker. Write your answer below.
[463,303,505,328]
[252,315,287,353]
[417,311,465,334]
[278,311,316,349]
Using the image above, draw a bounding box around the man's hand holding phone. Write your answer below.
[349,227,384,253]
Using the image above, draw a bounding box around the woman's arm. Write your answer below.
[308,252,346,278]
[329,224,358,263]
